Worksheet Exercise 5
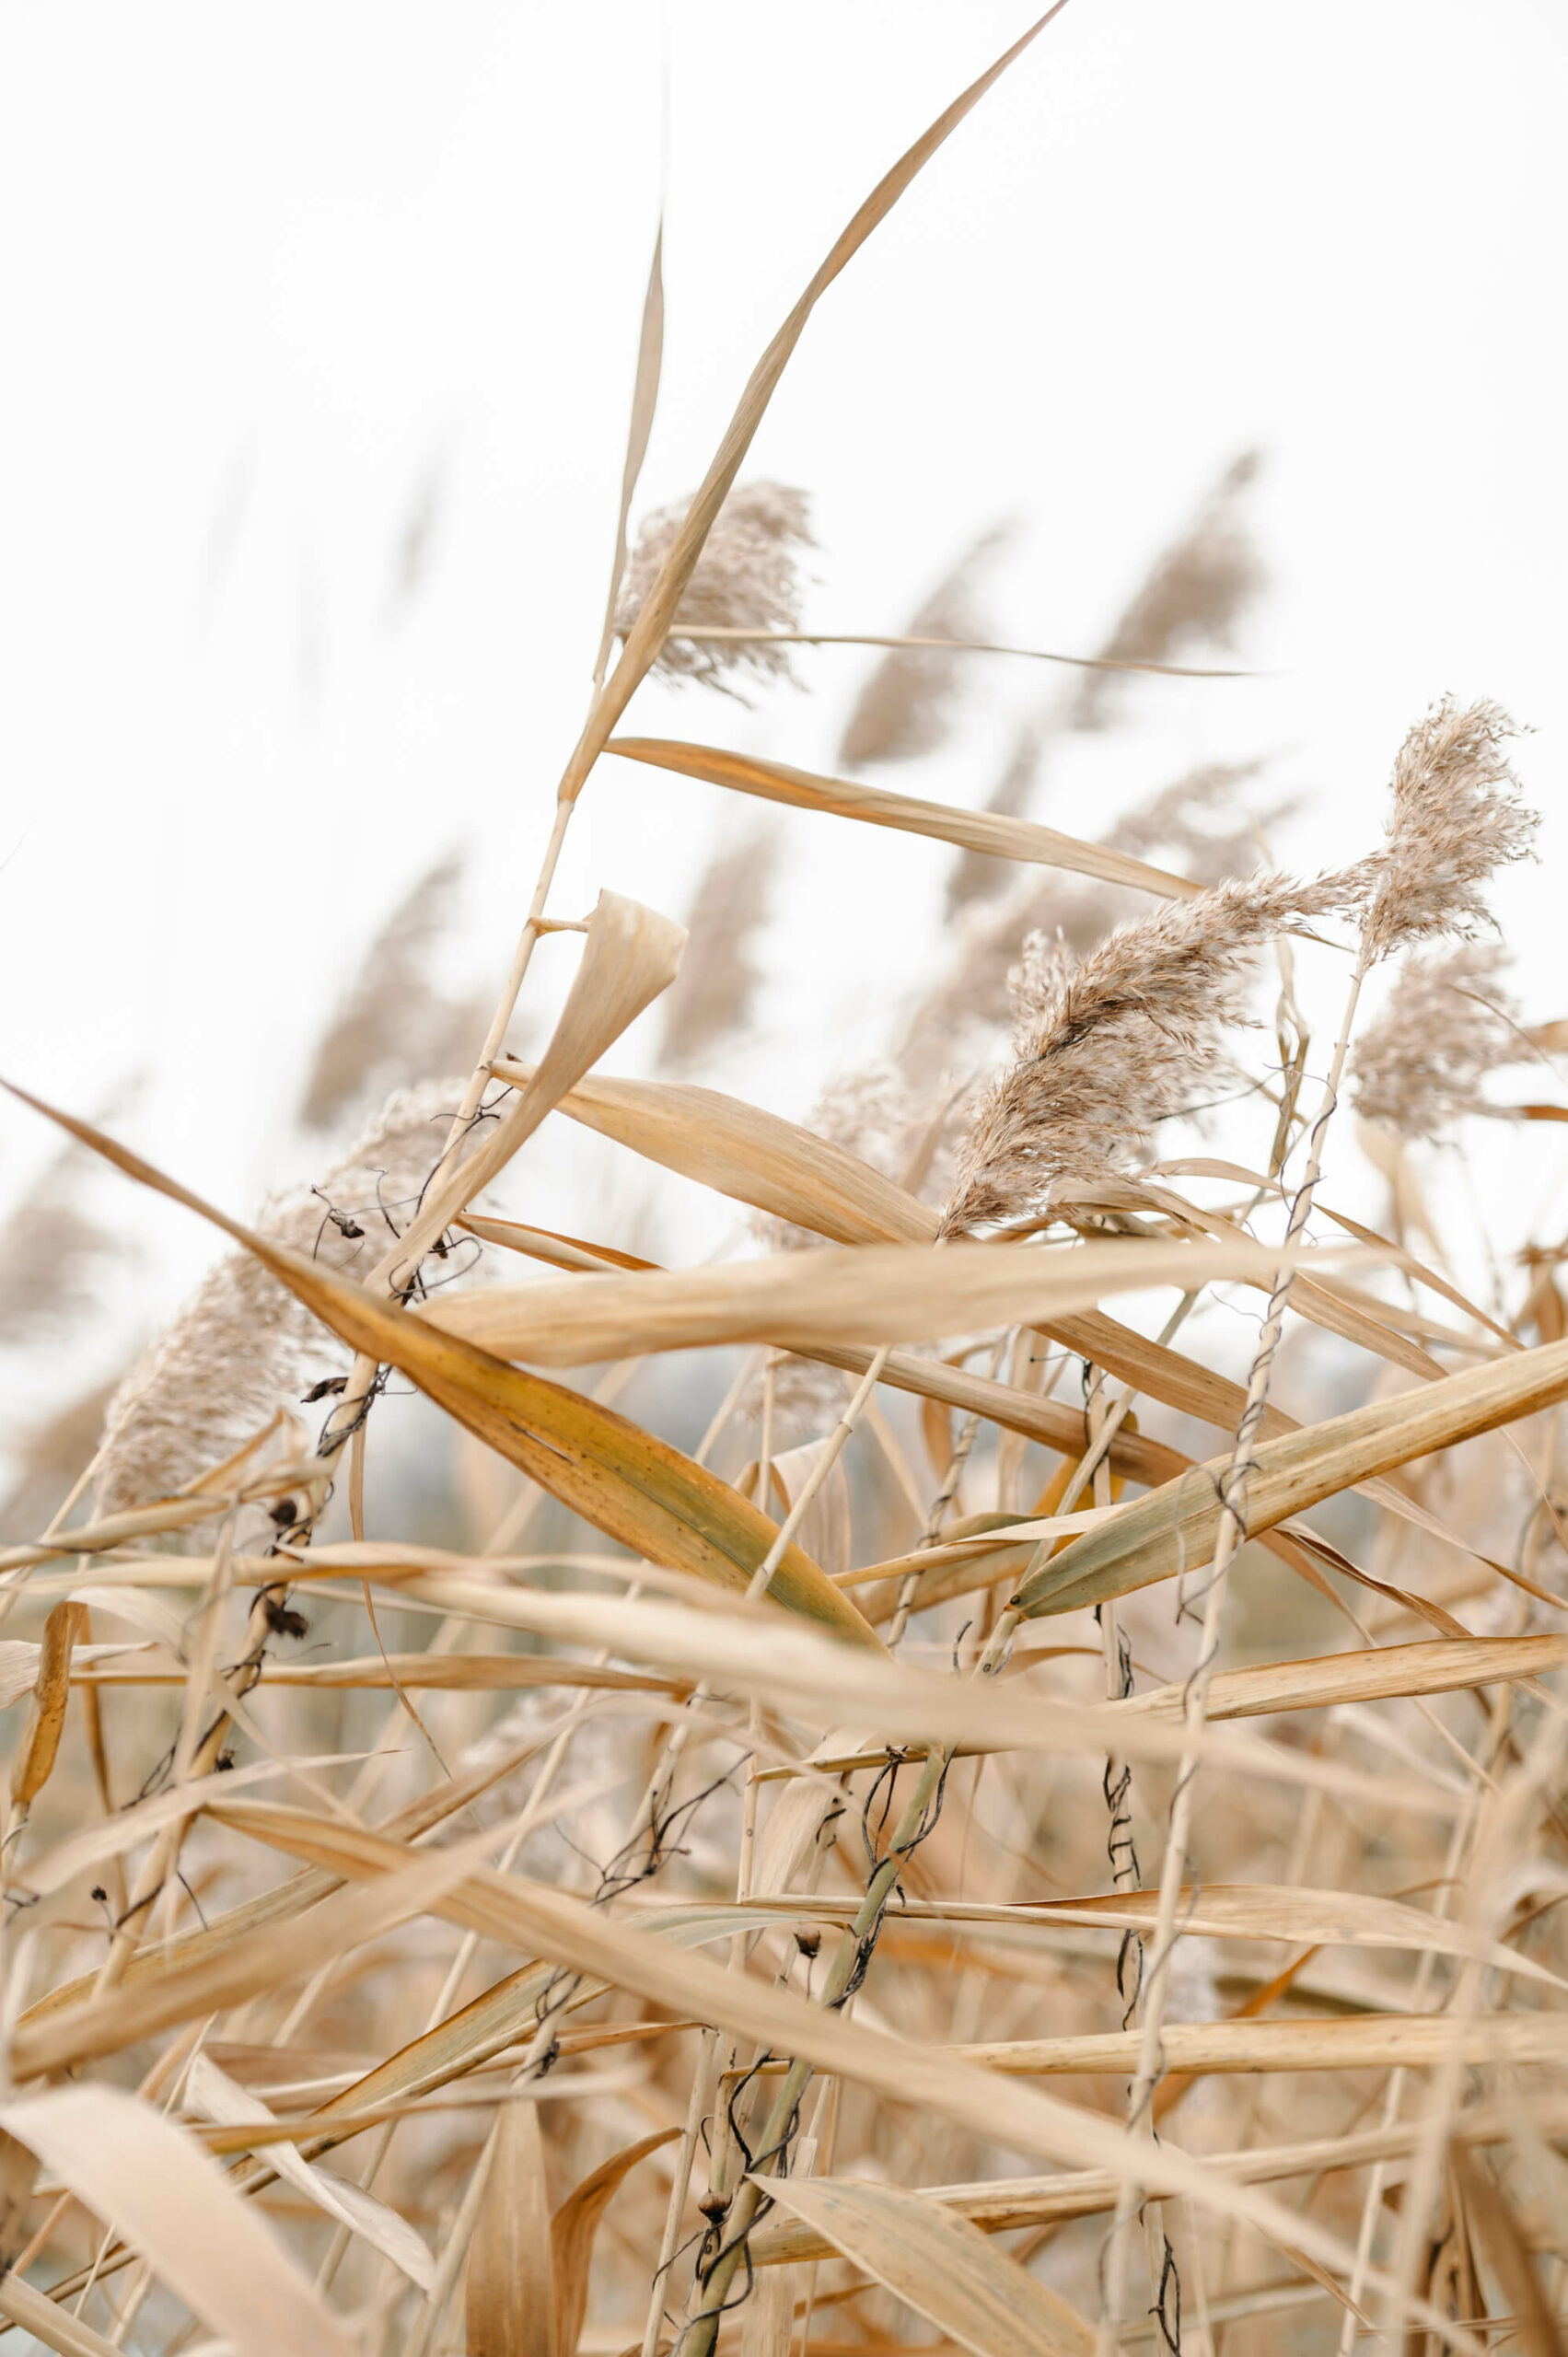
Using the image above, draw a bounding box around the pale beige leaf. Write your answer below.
[751,2174,1092,2357]
[1113,1636,1567,1724]
[0,2084,356,2357]
[0,2272,124,2357]
[490,1062,935,1246]
[609,738,1196,903]
[951,2014,1568,2079]
[384,889,685,1283]
[424,1235,1319,1366]
[1020,1331,1568,1619]
[183,2052,435,2292]
[468,2098,554,2357]
[550,2126,677,2357]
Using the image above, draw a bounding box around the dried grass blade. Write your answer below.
[1018,1332,1568,1620]
[183,2052,435,2291]
[0,2084,357,2357]
[0,1082,878,1649]
[466,2097,554,2357]
[425,1237,1320,1368]
[550,2126,678,2357]
[592,224,665,683]
[7,1599,87,1806]
[751,2175,1093,2357]
[608,738,1197,900]
[560,6,1070,799]
[490,1062,936,1245]
[1113,1636,1567,1723]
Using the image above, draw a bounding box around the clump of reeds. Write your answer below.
[2,27,1565,2357]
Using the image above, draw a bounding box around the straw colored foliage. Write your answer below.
[3,19,1564,2357]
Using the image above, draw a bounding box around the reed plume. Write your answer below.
[614,480,813,694]
[657,822,777,1071]
[1351,939,1524,1138]
[836,523,1009,768]
[1362,696,1537,958]
[95,1081,484,1516]
[1073,449,1264,730]
[941,866,1362,1235]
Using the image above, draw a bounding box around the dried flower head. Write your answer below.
[95,1080,487,1518]
[297,855,490,1132]
[1074,451,1264,731]
[1363,698,1538,959]
[1351,940,1524,1139]
[910,761,1289,1075]
[658,822,777,1071]
[837,524,1010,769]
[615,481,813,696]
[941,866,1363,1235]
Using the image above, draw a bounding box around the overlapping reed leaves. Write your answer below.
[0,17,1563,2357]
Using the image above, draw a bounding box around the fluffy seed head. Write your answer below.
[941,866,1363,1235]
[1351,940,1524,1139]
[94,1081,487,1520]
[615,481,813,696]
[1363,698,1537,959]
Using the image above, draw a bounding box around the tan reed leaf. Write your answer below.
[0,2084,357,2357]
[550,2127,679,2357]
[950,2014,1568,2078]
[608,736,1200,900]
[837,523,1011,767]
[751,2174,1093,2357]
[467,2097,555,2357]
[7,1599,87,1808]
[1016,1327,1568,1620]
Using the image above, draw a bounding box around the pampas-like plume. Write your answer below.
[836,524,1010,769]
[1363,698,1538,959]
[910,761,1289,1074]
[1073,451,1264,731]
[941,868,1362,1235]
[94,1081,485,1518]
[0,1145,118,1347]
[297,855,490,1132]
[657,822,777,1071]
[1351,940,1524,1139]
[614,481,813,696]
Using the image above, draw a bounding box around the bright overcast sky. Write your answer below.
[3,1,1566,1428]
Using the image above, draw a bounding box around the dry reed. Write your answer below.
[1,23,1563,2357]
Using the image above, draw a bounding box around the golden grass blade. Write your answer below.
[71,1651,683,1697]
[559,7,1071,803]
[7,1598,87,1808]
[951,2014,1568,2079]
[592,225,665,684]
[467,2098,554,2357]
[491,1062,936,1245]
[747,2106,1566,2268]
[550,2127,678,2357]
[424,1236,1318,1368]
[751,2175,1093,2357]
[0,2273,124,2357]
[1018,1331,1568,1620]
[183,2053,435,2292]
[0,2085,357,2357]
[380,889,685,1286]
[608,738,1197,900]
[1113,1636,1567,1724]
[181,1799,1466,2289]
[1449,2146,1566,2357]
[0,1083,878,1649]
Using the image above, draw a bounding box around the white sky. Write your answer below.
[3,1,1567,1434]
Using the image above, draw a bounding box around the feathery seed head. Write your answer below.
[615,480,813,696]
[1351,939,1524,1139]
[1363,697,1537,959]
